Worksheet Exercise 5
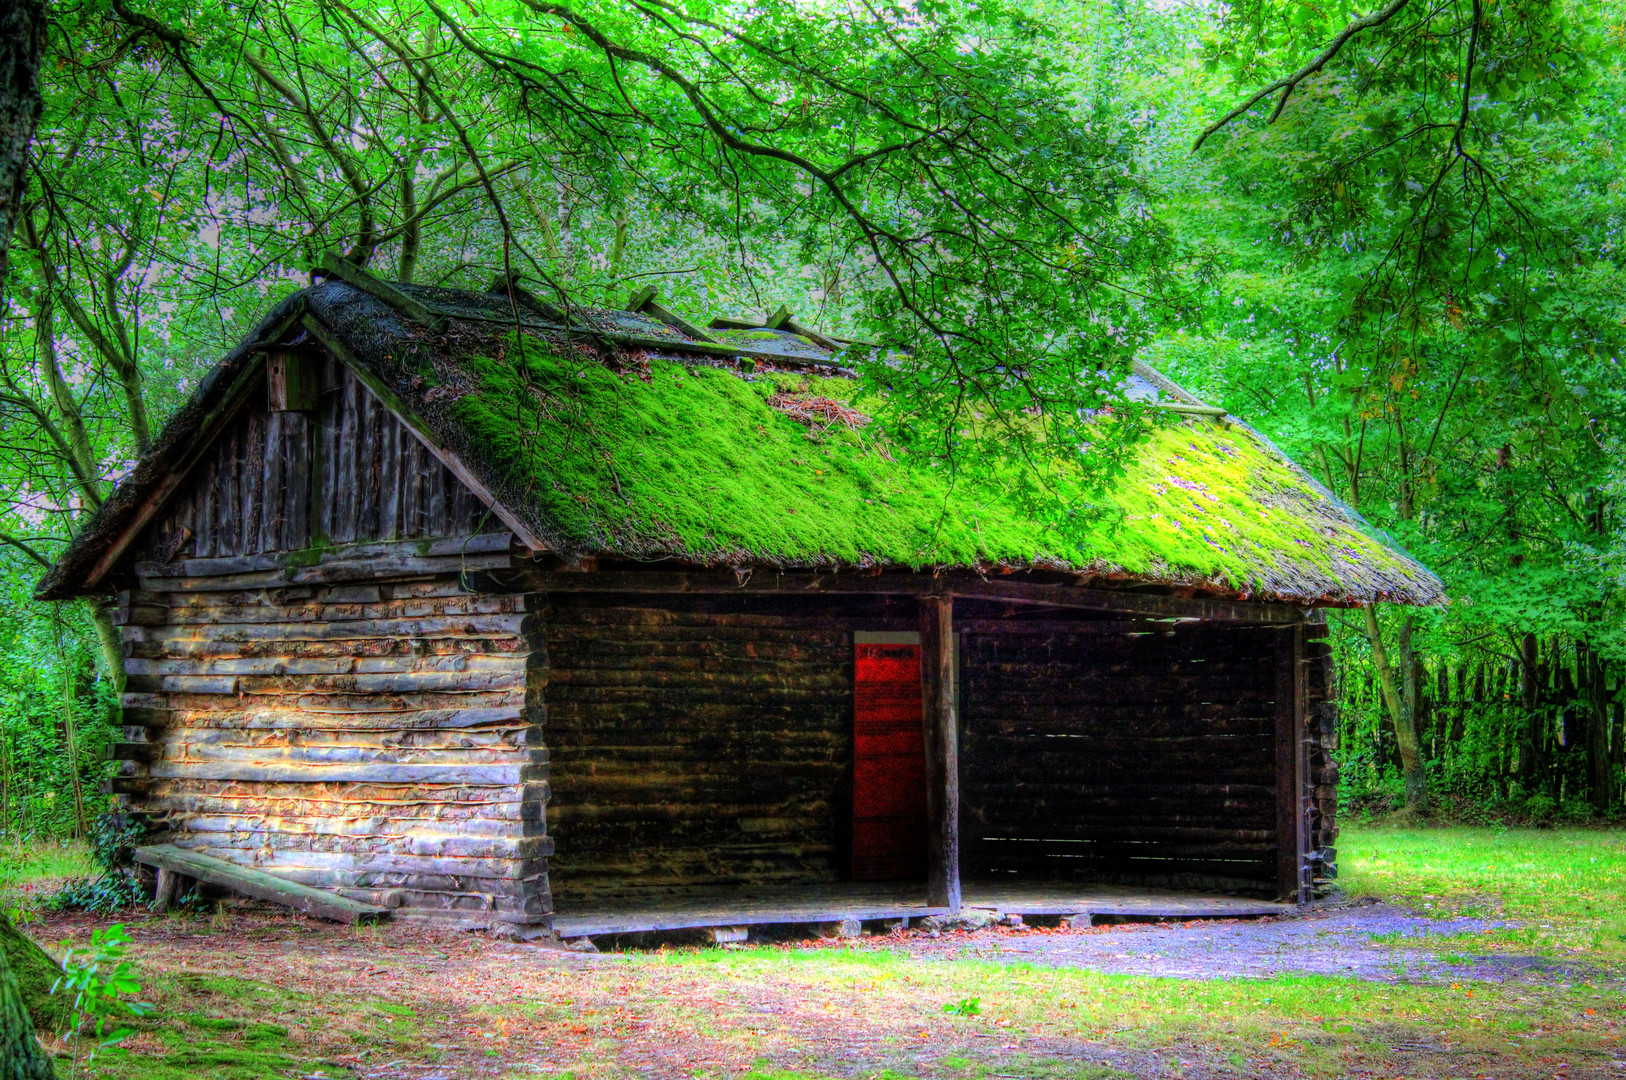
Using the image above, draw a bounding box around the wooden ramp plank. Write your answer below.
[135,844,389,924]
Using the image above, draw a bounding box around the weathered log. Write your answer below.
[124,654,524,677]
[127,633,526,660]
[174,829,553,861]
[151,867,181,914]
[124,612,525,640]
[136,844,389,923]
[164,705,522,732]
[135,531,516,579]
[113,589,168,627]
[148,761,543,785]
[138,551,514,592]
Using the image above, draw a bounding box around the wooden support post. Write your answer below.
[919,593,962,911]
[1275,625,1309,904]
[1295,622,1312,900]
[152,868,179,914]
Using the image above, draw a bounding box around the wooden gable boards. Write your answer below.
[82,317,546,592]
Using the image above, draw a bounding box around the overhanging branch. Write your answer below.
[1193,0,1412,151]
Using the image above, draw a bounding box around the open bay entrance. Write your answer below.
[959,617,1287,898]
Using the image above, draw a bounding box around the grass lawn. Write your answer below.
[1340,824,1626,957]
[8,823,1624,1079]
[0,841,92,914]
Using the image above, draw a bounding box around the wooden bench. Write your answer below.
[135,844,389,924]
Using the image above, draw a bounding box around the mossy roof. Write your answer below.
[35,278,1444,606]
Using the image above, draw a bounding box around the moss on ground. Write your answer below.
[0,917,68,1033]
[80,970,429,1080]
[446,339,1426,598]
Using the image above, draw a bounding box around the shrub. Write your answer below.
[47,815,149,915]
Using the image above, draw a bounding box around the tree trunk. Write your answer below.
[0,0,45,291]
[0,916,66,1035]
[1611,697,1624,798]
[1519,633,1541,782]
[87,599,127,695]
[1364,605,1428,813]
[1588,652,1613,813]
[0,946,52,1080]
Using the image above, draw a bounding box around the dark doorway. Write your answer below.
[851,633,927,881]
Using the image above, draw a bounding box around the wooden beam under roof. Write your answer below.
[535,568,1313,622]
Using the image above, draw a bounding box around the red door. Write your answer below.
[851,638,927,880]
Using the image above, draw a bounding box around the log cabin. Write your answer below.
[36,261,1444,939]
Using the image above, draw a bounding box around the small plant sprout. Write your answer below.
[942,997,981,1017]
[50,923,154,1077]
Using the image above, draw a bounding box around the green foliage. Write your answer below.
[47,814,151,915]
[51,923,154,1076]
[0,562,116,845]
[47,876,143,918]
[942,997,982,1017]
[1147,0,1626,809]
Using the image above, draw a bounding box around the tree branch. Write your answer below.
[1193,0,1413,151]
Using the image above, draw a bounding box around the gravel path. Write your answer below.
[889,900,1624,986]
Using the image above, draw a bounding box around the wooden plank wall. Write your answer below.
[543,594,917,902]
[112,353,550,926]
[959,621,1284,893]
[141,354,489,563]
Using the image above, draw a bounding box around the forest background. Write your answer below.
[0,0,1622,847]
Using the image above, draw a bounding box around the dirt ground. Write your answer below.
[33,900,1626,1080]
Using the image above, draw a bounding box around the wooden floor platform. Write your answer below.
[551,883,949,938]
[549,881,1289,938]
[963,881,1290,920]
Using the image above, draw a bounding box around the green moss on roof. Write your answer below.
[442,334,1436,601]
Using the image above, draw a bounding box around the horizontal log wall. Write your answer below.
[114,575,547,924]
[142,352,488,562]
[960,622,1285,892]
[114,350,548,924]
[543,593,917,902]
